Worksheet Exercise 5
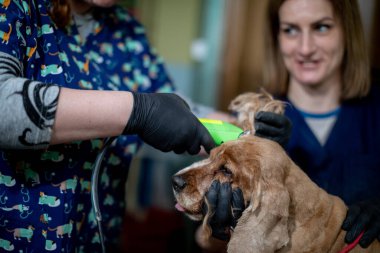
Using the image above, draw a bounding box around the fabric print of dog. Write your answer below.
[38,192,60,207]
[48,220,74,238]
[52,176,78,194]
[6,225,34,242]
[172,91,380,253]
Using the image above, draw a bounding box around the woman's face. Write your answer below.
[278,0,344,88]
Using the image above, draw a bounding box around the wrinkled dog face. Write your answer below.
[172,135,264,221]
[173,91,287,222]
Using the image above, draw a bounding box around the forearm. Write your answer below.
[51,88,132,144]
[0,52,133,148]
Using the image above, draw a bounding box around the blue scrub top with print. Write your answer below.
[0,1,174,252]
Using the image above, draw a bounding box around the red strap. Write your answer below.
[339,231,365,253]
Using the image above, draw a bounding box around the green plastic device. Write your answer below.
[199,118,243,146]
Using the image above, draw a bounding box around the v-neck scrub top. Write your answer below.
[284,85,380,205]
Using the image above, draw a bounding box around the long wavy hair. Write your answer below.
[263,0,370,100]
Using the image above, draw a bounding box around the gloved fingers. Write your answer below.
[187,138,201,155]
[203,181,228,241]
[231,187,245,228]
[359,219,380,248]
[255,111,291,129]
[342,205,361,231]
[208,182,232,241]
[214,182,232,226]
[344,207,371,243]
[173,145,187,154]
[200,125,216,154]
[255,121,283,137]
[204,181,220,213]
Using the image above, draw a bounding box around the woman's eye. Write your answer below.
[281,26,298,36]
[315,24,331,33]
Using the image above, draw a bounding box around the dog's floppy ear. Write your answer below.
[228,151,291,253]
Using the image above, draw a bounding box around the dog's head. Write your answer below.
[172,91,291,251]
[172,90,288,221]
[172,135,292,251]
[172,135,290,220]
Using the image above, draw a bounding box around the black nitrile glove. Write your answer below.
[202,181,245,241]
[124,92,215,154]
[254,111,292,147]
[342,198,380,248]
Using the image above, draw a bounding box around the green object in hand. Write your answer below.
[199,118,243,146]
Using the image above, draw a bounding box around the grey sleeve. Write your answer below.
[0,52,61,149]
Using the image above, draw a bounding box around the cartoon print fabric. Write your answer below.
[0,1,174,252]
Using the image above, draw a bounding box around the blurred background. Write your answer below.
[117,0,380,252]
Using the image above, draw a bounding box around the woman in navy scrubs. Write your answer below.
[260,0,380,248]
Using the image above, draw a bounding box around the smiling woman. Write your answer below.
[278,0,345,113]
[260,0,380,249]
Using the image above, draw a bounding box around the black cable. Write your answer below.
[91,137,116,253]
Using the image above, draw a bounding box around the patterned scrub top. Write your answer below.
[0,1,174,252]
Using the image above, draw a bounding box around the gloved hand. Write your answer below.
[342,198,380,248]
[202,181,245,241]
[254,111,292,147]
[123,92,215,154]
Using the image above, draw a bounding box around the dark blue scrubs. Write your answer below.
[0,1,174,252]
[284,86,380,205]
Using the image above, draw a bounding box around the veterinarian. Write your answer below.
[0,0,215,252]
[207,0,380,249]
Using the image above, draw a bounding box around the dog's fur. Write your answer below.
[172,91,380,253]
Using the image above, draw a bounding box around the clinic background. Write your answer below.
[117,0,380,252]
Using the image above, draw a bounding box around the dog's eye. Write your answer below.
[219,165,232,176]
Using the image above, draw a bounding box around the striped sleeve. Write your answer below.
[0,52,60,149]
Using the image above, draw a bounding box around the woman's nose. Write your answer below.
[299,32,316,56]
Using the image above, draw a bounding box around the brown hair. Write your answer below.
[49,0,71,29]
[263,0,370,100]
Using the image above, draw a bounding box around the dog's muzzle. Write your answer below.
[172,175,186,192]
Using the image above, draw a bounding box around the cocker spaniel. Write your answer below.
[172,91,380,253]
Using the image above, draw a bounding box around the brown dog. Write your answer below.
[172,92,380,253]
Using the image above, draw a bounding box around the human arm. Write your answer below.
[0,52,131,148]
[342,198,380,248]
[51,88,132,144]
[0,54,214,153]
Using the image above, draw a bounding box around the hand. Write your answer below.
[202,181,245,241]
[123,92,215,154]
[341,198,380,248]
[254,111,292,147]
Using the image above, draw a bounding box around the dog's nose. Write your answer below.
[172,175,186,192]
